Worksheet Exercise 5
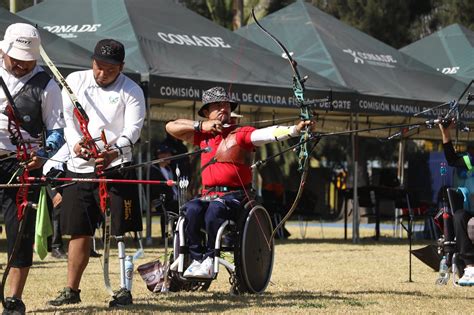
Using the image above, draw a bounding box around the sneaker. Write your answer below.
[183,260,204,277]
[198,257,215,279]
[48,287,81,306]
[51,248,67,259]
[109,288,133,307]
[2,297,25,315]
[459,267,474,286]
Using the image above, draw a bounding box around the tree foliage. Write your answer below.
[431,0,474,30]
[311,0,474,47]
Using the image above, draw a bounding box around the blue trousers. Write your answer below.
[184,193,243,261]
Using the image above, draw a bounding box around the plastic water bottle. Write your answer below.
[439,256,448,278]
[125,255,134,291]
[436,255,450,285]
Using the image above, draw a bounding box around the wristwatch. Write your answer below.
[193,120,202,132]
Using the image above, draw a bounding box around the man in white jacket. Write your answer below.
[48,39,145,308]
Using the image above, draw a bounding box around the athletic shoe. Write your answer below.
[109,288,133,307]
[199,257,215,279]
[183,260,204,277]
[48,287,81,306]
[459,266,474,286]
[2,297,25,315]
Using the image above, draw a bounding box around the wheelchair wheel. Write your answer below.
[233,204,274,294]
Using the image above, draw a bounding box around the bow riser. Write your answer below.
[5,103,31,220]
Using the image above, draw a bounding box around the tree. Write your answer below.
[311,0,433,48]
[431,0,474,30]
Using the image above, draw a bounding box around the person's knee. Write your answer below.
[185,208,201,224]
[185,200,204,218]
[205,202,228,220]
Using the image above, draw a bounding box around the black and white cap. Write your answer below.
[198,86,238,117]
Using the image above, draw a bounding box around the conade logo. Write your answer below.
[342,48,397,68]
[437,67,460,74]
[42,24,102,39]
[157,32,231,48]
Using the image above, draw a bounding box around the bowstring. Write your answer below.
[221,23,274,251]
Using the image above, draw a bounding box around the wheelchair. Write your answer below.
[435,187,474,285]
[167,198,275,294]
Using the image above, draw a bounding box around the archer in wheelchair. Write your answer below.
[438,120,474,286]
[165,86,314,293]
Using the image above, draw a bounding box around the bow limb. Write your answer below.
[251,9,314,240]
[251,9,305,96]
[40,46,114,297]
[270,157,309,240]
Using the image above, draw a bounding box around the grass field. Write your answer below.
[5,222,474,314]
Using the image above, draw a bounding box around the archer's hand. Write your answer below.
[295,120,315,133]
[52,192,62,208]
[74,138,93,160]
[26,151,44,170]
[202,120,224,134]
[438,117,455,143]
[95,149,118,172]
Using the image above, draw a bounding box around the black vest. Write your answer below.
[11,71,51,138]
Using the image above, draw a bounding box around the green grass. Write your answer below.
[3,223,474,313]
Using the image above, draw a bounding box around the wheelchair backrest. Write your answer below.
[446,188,464,213]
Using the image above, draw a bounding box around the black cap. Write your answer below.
[156,144,175,155]
[92,39,125,65]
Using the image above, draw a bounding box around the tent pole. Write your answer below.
[396,138,406,238]
[397,139,406,186]
[140,74,152,246]
[351,113,360,244]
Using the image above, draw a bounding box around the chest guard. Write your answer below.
[214,128,252,166]
[11,71,51,138]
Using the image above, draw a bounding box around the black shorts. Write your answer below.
[0,158,40,268]
[61,167,143,236]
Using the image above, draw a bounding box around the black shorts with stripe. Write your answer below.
[61,166,143,236]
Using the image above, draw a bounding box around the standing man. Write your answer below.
[0,23,64,315]
[48,39,145,307]
[166,86,312,278]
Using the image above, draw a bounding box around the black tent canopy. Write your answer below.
[236,0,473,121]
[19,0,355,110]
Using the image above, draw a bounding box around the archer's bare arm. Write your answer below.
[166,119,195,143]
[166,119,226,143]
[438,120,454,144]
